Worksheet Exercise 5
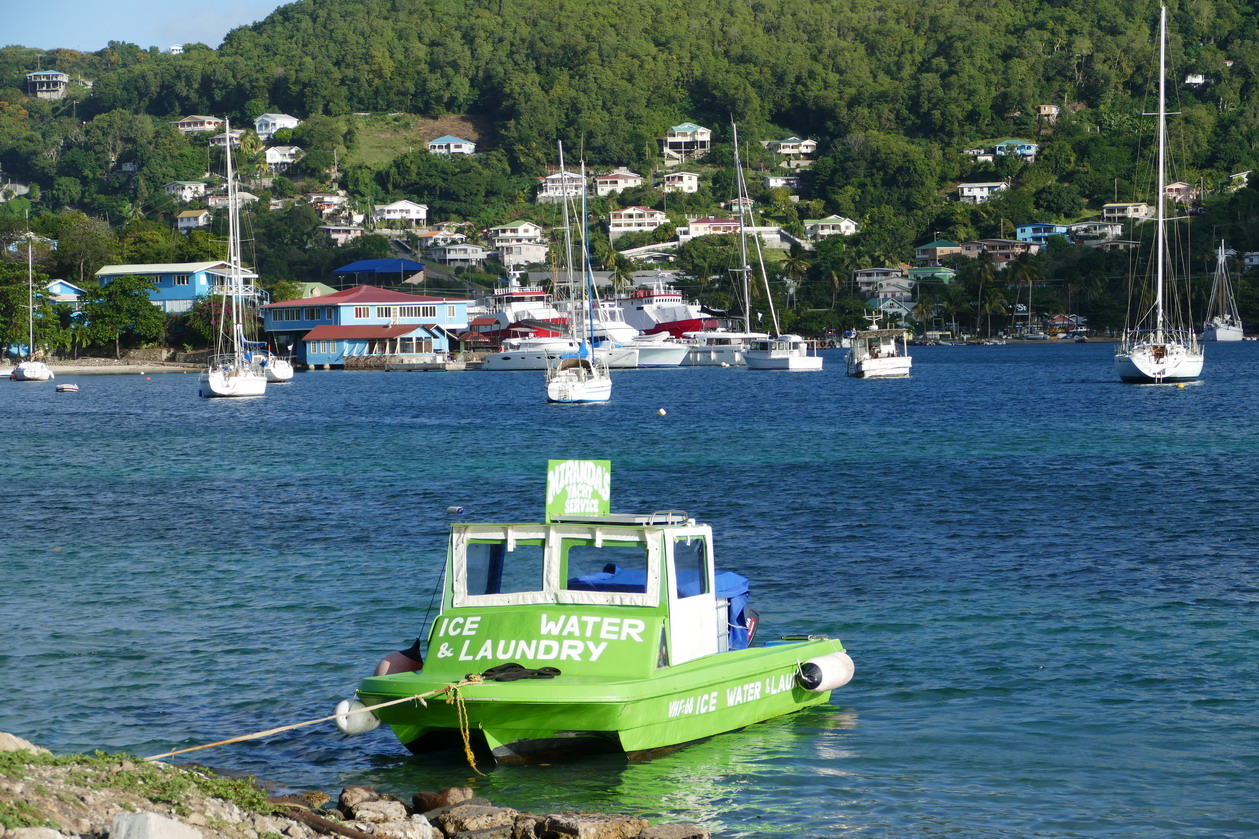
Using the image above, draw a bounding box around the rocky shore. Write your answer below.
[0,734,707,839]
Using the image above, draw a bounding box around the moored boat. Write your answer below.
[846,313,912,378]
[1201,241,1243,342]
[55,382,79,393]
[337,460,854,764]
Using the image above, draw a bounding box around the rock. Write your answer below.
[343,814,435,839]
[436,804,519,834]
[6,829,63,839]
[0,733,49,755]
[339,786,381,813]
[110,811,205,839]
[414,787,476,813]
[639,825,710,839]
[421,797,492,821]
[350,800,410,823]
[537,813,649,839]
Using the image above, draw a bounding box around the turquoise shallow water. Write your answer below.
[2,342,1257,837]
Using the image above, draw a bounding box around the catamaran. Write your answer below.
[1114,7,1204,382]
[335,460,854,764]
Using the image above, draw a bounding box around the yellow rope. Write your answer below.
[444,682,484,776]
[143,679,475,762]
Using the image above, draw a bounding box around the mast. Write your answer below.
[557,142,578,346]
[26,229,34,360]
[1154,5,1167,342]
[732,122,751,334]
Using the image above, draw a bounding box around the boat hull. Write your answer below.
[11,361,54,382]
[199,366,268,398]
[358,638,845,763]
[1201,322,1243,342]
[1114,341,1203,382]
[846,356,912,378]
[259,357,295,382]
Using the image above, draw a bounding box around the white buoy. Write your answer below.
[334,698,381,735]
[796,651,855,693]
[657,408,667,416]
[447,506,465,515]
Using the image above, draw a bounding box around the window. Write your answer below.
[564,540,648,593]
[376,306,394,319]
[466,540,545,595]
[172,275,190,286]
[447,305,457,318]
[354,306,370,319]
[672,537,709,598]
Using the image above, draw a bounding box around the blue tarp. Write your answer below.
[331,258,426,275]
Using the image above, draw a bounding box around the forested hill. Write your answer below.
[70,0,1259,171]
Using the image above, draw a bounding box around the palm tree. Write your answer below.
[981,290,1009,337]
[913,294,939,334]
[1007,254,1044,335]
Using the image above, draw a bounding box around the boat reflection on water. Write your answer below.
[349,705,861,836]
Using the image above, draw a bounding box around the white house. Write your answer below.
[768,137,818,157]
[536,171,587,203]
[661,171,700,194]
[488,221,549,268]
[608,206,667,239]
[662,123,711,159]
[373,199,429,225]
[210,130,245,148]
[594,170,644,196]
[164,181,206,201]
[428,135,476,155]
[430,243,490,267]
[956,182,1007,204]
[176,209,211,233]
[207,190,259,208]
[1067,221,1122,241]
[320,225,365,246]
[677,217,740,241]
[804,214,859,239]
[764,175,799,190]
[26,71,69,100]
[254,113,301,140]
[265,146,303,172]
[1244,252,1259,270]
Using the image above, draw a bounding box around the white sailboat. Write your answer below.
[199,119,267,399]
[1114,7,1204,383]
[845,312,912,378]
[545,151,612,404]
[728,123,821,371]
[252,349,296,382]
[12,231,54,382]
[1201,241,1243,342]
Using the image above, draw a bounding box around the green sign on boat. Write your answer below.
[545,459,611,521]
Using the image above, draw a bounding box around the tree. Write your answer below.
[82,274,166,358]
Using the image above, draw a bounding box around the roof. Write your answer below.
[670,122,706,132]
[331,258,426,275]
[918,239,959,248]
[96,261,229,276]
[176,210,209,218]
[303,324,429,341]
[265,284,469,309]
[429,135,472,144]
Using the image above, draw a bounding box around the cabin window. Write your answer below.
[563,540,648,593]
[466,540,545,595]
[672,537,709,598]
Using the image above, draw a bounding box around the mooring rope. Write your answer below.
[443,683,484,776]
[143,677,482,762]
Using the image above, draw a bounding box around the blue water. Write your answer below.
[2,342,1256,838]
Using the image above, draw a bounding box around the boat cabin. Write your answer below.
[428,514,752,681]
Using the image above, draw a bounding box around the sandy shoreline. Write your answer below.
[5,360,203,376]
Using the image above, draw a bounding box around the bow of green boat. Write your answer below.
[335,461,854,763]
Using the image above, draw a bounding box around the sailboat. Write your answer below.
[1114,7,1204,383]
[199,119,267,398]
[11,231,54,382]
[544,150,612,403]
[1201,241,1243,341]
[251,347,296,382]
[733,124,823,371]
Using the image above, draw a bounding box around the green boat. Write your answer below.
[336,460,854,764]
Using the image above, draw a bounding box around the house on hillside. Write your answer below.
[677,217,740,242]
[956,182,1007,204]
[661,171,700,194]
[26,71,68,100]
[254,113,301,140]
[207,190,259,208]
[174,115,224,134]
[45,279,87,311]
[661,123,711,160]
[1102,202,1151,222]
[764,175,800,190]
[804,215,858,239]
[1067,221,1122,241]
[1015,222,1070,247]
[995,139,1038,159]
[164,181,206,201]
[915,239,962,263]
[608,206,667,239]
[427,135,476,154]
[210,130,245,148]
[262,285,471,367]
[176,209,211,233]
[959,239,1040,263]
[767,137,818,158]
[1165,181,1199,204]
[594,170,644,196]
[487,221,548,268]
[373,199,429,225]
[429,243,489,267]
[265,146,303,172]
[95,261,259,314]
[1037,104,1061,123]
[320,224,365,246]
[536,171,586,203]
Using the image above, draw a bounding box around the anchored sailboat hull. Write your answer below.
[200,361,268,398]
[1201,320,1243,342]
[1114,340,1204,383]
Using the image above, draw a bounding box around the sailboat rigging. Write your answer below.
[11,230,54,382]
[1201,241,1243,341]
[1114,6,1204,382]
[199,119,268,398]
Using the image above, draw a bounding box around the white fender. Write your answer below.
[334,698,381,735]
[796,651,855,693]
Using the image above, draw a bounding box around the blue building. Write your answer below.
[995,139,1039,158]
[1015,223,1070,247]
[262,285,471,367]
[94,261,261,314]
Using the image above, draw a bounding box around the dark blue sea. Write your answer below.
[2,341,1256,838]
